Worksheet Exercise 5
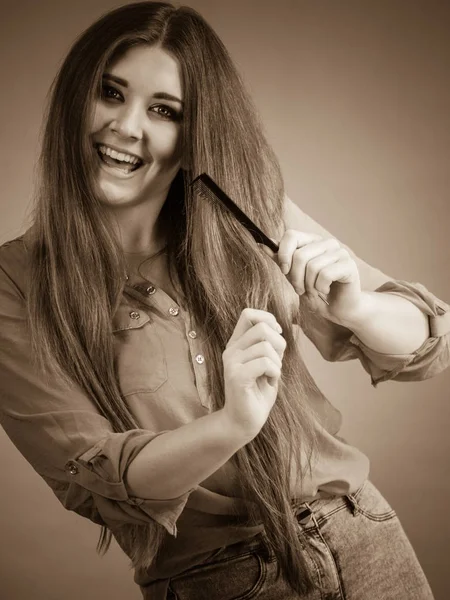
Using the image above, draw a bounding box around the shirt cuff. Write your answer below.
[349,280,450,386]
[63,429,195,535]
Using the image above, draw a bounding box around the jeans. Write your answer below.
[143,479,435,599]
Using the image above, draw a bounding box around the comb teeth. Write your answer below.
[191,179,213,202]
[192,182,226,216]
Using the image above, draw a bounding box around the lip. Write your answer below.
[94,142,146,163]
[95,151,150,179]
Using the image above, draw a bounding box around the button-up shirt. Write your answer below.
[1,197,449,587]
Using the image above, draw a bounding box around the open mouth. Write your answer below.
[95,144,144,174]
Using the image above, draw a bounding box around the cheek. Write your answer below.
[90,102,109,134]
[153,125,182,164]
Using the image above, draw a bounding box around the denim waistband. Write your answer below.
[292,481,365,529]
[141,483,367,600]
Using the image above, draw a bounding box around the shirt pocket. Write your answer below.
[113,304,168,395]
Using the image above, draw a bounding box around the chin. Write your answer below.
[93,181,129,204]
[99,191,142,207]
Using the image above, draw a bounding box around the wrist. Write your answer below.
[217,407,260,446]
[336,290,377,331]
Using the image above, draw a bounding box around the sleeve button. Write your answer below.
[168,307,179,316]
[129,311,140,320]
[146,285,156,295]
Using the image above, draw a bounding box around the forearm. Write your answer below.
[339,291,430,355]
[124,408,250,500]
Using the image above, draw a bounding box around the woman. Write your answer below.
[0,2,448,599]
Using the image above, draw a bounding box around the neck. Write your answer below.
[106,194,168,255]
[125,245,167,281]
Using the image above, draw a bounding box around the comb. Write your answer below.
[190,173,279,253]
[189,172,329,305]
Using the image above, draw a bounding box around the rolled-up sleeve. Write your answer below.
[0,241,191,536]
[284,196,450,386]
[344,280,450,386]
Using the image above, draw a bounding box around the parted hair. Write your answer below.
[29,2,326,594]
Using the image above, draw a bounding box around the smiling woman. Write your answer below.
[92,46,183,210]
[0,2,449,600]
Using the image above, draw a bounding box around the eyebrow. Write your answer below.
[103,73,184,106]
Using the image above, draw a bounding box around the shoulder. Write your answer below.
[0,229,32,298]
[282,194,306,225]
[282,194,329,237]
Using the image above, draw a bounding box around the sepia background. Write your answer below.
[1,0,449,598]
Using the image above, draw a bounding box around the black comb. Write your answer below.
[190,173,329,305]
[190,173,279,253]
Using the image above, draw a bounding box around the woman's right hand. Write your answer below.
[221,308,286,440]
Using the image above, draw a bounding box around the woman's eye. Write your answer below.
[101,84,122,101]
[151,104,180,121]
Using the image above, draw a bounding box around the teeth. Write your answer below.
[97,145,141,165]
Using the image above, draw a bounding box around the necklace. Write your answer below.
[124,245,168,284]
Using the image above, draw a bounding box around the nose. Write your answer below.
[110,104,143,141]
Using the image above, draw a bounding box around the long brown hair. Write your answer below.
[29,2,326,594]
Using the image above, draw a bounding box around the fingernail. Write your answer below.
[280,263,289,275]
[317,292,330,305]
[276,324,283,333]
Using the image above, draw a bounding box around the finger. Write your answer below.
[227,308,282,346]
[239,341,283,369]
[314,259,358,295]
[228,322,287,358]
[237,357,281,384]
[278,230,322,275]
[304,248,349,296]
[289,238,340,294]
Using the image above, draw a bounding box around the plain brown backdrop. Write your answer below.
[1,1,449,599]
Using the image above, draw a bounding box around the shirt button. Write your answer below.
[195,354,205,364]
[188,330,197,339]
[66,461,79,476]
[146,285,156,295]
[168,307,179,316]
[129,311,140,320]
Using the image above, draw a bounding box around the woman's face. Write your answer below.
[90,44,183,207]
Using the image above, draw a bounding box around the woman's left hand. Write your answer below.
[261,229,364,326]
